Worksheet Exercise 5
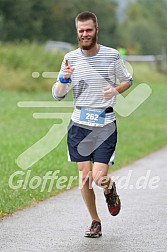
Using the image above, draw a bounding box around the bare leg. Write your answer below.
[92,162,113,194]
[77,161,101,222]
[92,162,121,217]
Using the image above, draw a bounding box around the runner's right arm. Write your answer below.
[52,59,74,100]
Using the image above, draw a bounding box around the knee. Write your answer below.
[79,170,92,185]
[93,172,110,188]
[92,174,102,186]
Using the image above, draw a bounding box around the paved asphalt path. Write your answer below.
[0,146,167,252]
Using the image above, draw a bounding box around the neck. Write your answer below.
[81,43,99,56]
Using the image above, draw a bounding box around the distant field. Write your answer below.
[0,42,63,91]
[0,43,167,218]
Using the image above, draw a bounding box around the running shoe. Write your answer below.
[84,220,102,238]
[104,182,121,216]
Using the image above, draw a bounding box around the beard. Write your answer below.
[78,32,97,50]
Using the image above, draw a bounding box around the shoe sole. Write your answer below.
[84,233,102,238]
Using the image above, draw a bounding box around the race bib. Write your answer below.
[79,107,105,126]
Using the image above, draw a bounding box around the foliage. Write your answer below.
[0,0,118,47]
[119,0,167,54]
[0,0,167,53]
[0,42,63,91]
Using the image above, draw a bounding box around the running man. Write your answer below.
[52,11,132,238]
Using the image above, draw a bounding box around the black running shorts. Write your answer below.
[67,120,117,165]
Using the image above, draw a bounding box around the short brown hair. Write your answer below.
[75,11,98,28]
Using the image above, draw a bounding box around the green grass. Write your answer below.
[0,90,77,217]
[0,43,167,218]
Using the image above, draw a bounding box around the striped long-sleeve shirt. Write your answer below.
[52,45,132,126]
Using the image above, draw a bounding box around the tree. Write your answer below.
[119,0,167,54]
[0,0,119,48]
[0,0,53,41]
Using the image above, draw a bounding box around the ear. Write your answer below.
[96,26,99,33]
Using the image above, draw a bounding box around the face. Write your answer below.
[77,20,98,50]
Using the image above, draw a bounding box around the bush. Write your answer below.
[0,42,64,91]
